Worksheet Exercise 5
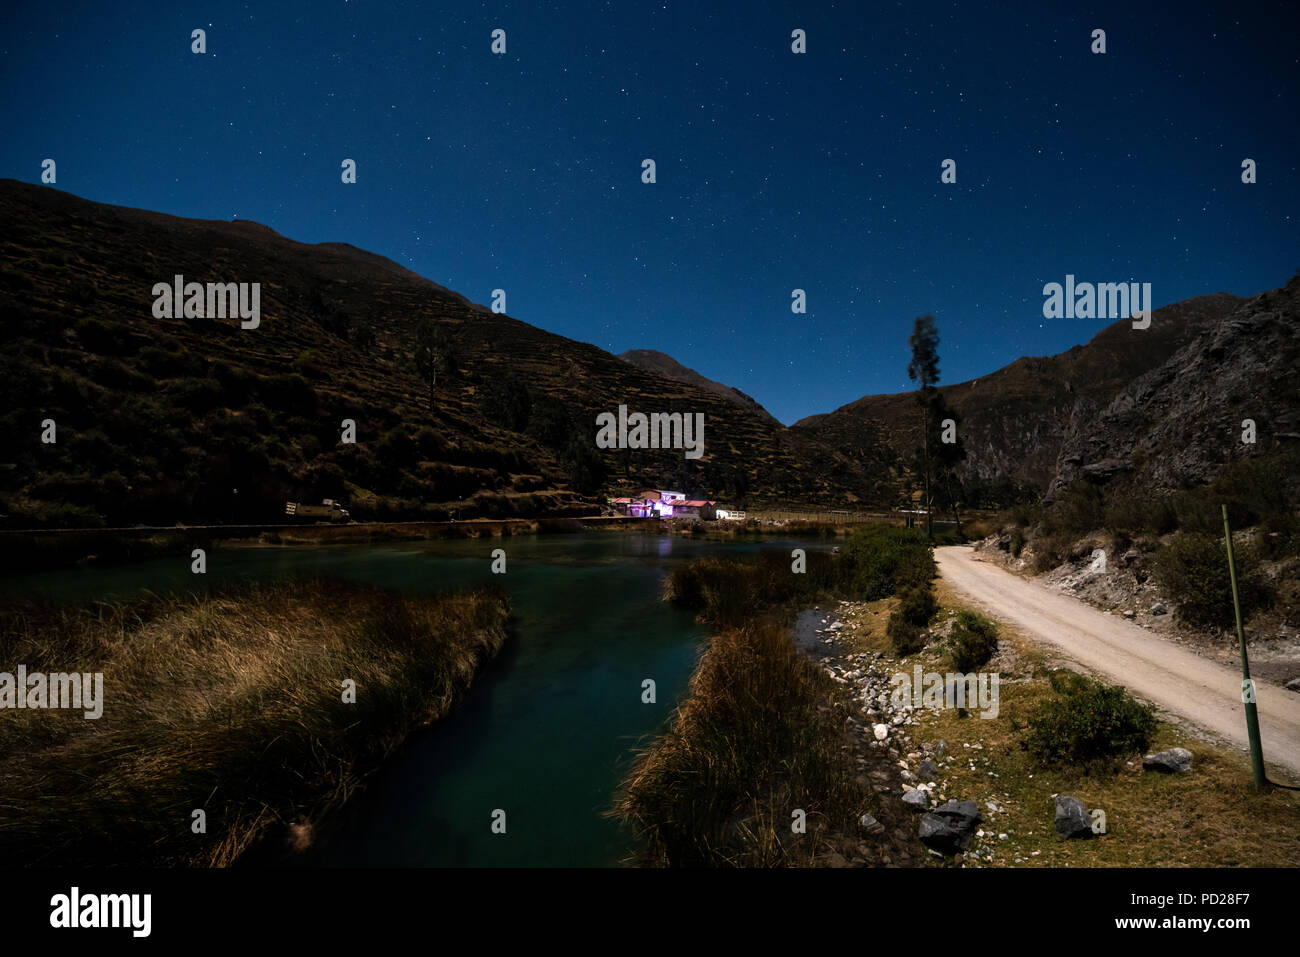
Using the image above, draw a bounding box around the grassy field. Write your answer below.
[838,578,1300,867]
[0,578,510,866]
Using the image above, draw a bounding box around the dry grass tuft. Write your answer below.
[0,578,509,866]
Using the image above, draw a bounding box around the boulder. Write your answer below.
[1054,795,1092,838]
[902,789,929,812]
[1081,458,1133,482]
[918,800,983,854]
[1143,747,1193,774]
[918,758,941,780]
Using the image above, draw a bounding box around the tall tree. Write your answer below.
[413,319,448,409]
[907,314,940,539]
[927,391,967,532]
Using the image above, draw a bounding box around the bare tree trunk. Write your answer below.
[943,468,962,534]
[921,398,933,540]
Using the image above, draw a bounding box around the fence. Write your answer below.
[741,509,900,525]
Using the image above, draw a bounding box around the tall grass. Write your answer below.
[662,525,936,627]
[611,621,875,867]
[662,549,842,626]
[0,578,509,866]
[621,526,935,866]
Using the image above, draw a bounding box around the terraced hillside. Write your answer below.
[0,180,883,528]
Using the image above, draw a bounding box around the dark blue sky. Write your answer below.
[3,1,1297,424]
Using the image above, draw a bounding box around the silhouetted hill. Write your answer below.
[0,180,882,527]
[791,290,1266,500]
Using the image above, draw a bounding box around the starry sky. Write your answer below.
[2,1,1297,425]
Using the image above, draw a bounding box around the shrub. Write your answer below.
[1022,671,1156,772]
[895,585,938,628]
[840,525,935,600]
[1153,532,1271,628]
[1030,529,1073,573]
[1104,492,1177,536]
[663,550,842,627]
[562,434,606,495]
[75,317,134,356]
[480,373,532,432]
[887,612,926,656]
[949,611,999,672]
[1042,480,1105,539]
[1008,503,1035,528]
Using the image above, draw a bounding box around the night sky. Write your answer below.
[2,1,1297,425]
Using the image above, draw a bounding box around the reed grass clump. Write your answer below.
[612,620,874,867]
[0,578,510,866]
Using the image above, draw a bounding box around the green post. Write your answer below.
[1223,505,1267,793]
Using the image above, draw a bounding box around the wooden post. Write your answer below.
[1223,505,1267,793]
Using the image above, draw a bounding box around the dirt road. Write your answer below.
[935,546,1300,780]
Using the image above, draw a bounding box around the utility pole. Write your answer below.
[1223,505,1267,793]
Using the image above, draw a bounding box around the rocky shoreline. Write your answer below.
[797,602,1020,867]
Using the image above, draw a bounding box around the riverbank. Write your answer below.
[814,579,1300,866]
[0,578,510,866]
[0,516,650,575]
[612,527,939,866]
[0,513,922,577]
[614,523,1300,868]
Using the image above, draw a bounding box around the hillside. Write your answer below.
[619,350,783,426]
[1048,275,1300,499]
[791,291,1256,500]
[0,180,885,528]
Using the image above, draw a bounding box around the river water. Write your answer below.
[1,531,826,866]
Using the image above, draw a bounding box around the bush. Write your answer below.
[840,525,935,600]
[562,433,606,495]
[663,550,842,627]
[887,612,927,657]
[1153,533,1271,628]
[1030,529,1074,573]
[480,373,532,432]
[1167,452,1300,558]
[1022,671,1156,772]
[1042,480,1105,539]
[949,611,999,672]
[895,585,938,628]
[1104,492,1177,536]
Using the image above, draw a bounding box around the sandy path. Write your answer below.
[935,546,1300,779]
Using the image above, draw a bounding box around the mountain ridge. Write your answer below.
[0,179,884,526]
[618,349,783,426]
